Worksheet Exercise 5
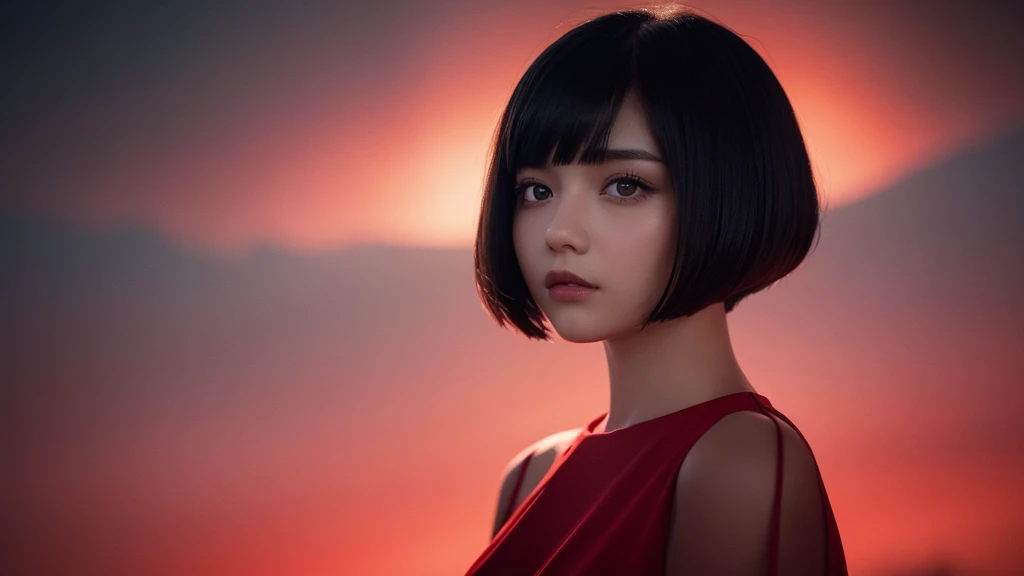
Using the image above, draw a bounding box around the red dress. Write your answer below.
[465,391,847,575]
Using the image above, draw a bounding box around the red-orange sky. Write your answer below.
[2,1,1023,575]
[3,0,1022,253]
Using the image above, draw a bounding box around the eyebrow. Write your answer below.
[519,148,667,174]
[602,148,665,163]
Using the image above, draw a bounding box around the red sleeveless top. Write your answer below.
[465,392,847,575]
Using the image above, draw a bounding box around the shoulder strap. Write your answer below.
[752,398,842,575]
[503,451,534,526]
[753,403,784,576]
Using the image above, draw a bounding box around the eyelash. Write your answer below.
[513,171,654,207]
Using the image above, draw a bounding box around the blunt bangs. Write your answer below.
[502,11,650,173]
[475,5,821,341]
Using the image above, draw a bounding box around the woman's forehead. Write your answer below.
[505,82,667,175]
[569,94,660,164]
[607,90,659,151]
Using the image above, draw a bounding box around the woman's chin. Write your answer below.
[547,319,610,344]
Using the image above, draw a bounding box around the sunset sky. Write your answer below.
[2,1,1023,575]
[3,0,1022,253]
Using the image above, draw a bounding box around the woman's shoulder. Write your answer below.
[492,425,584,536]
[664,409,828,574]
[694,408,812,458]
[676,408,822,504]
[510,426,582,465]
[499,425,583,487]
[679,409,818,484]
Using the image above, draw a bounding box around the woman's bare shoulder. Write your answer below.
[491,426,583,536]
[664,410,826,574]
[503,426,582,473]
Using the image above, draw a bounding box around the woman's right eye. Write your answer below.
[516,182,552,204]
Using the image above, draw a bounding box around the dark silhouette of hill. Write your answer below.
[733,120,1024,402]
[811,122,1023,301]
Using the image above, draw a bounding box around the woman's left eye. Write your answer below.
[604,177,653,204]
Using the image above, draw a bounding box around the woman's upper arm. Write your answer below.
[664,411,827,575]
[491,450,531,538]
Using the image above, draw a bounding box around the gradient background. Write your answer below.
[2,0,1023,574]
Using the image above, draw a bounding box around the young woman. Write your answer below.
[467,5,847,575]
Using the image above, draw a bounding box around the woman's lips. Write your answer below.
[544,269,596,289]
[548,284,598,302]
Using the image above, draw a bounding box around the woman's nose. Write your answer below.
[544,188,591,253]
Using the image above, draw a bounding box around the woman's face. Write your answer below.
[512,90,678,343]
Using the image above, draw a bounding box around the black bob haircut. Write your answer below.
[474,5,821,341]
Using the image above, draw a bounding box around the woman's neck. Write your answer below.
[599,302,756,433]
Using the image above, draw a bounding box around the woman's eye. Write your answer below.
[604,177,652,204]
[515,176,651,205]
[607,179,639,198]
[518,183,552,202]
